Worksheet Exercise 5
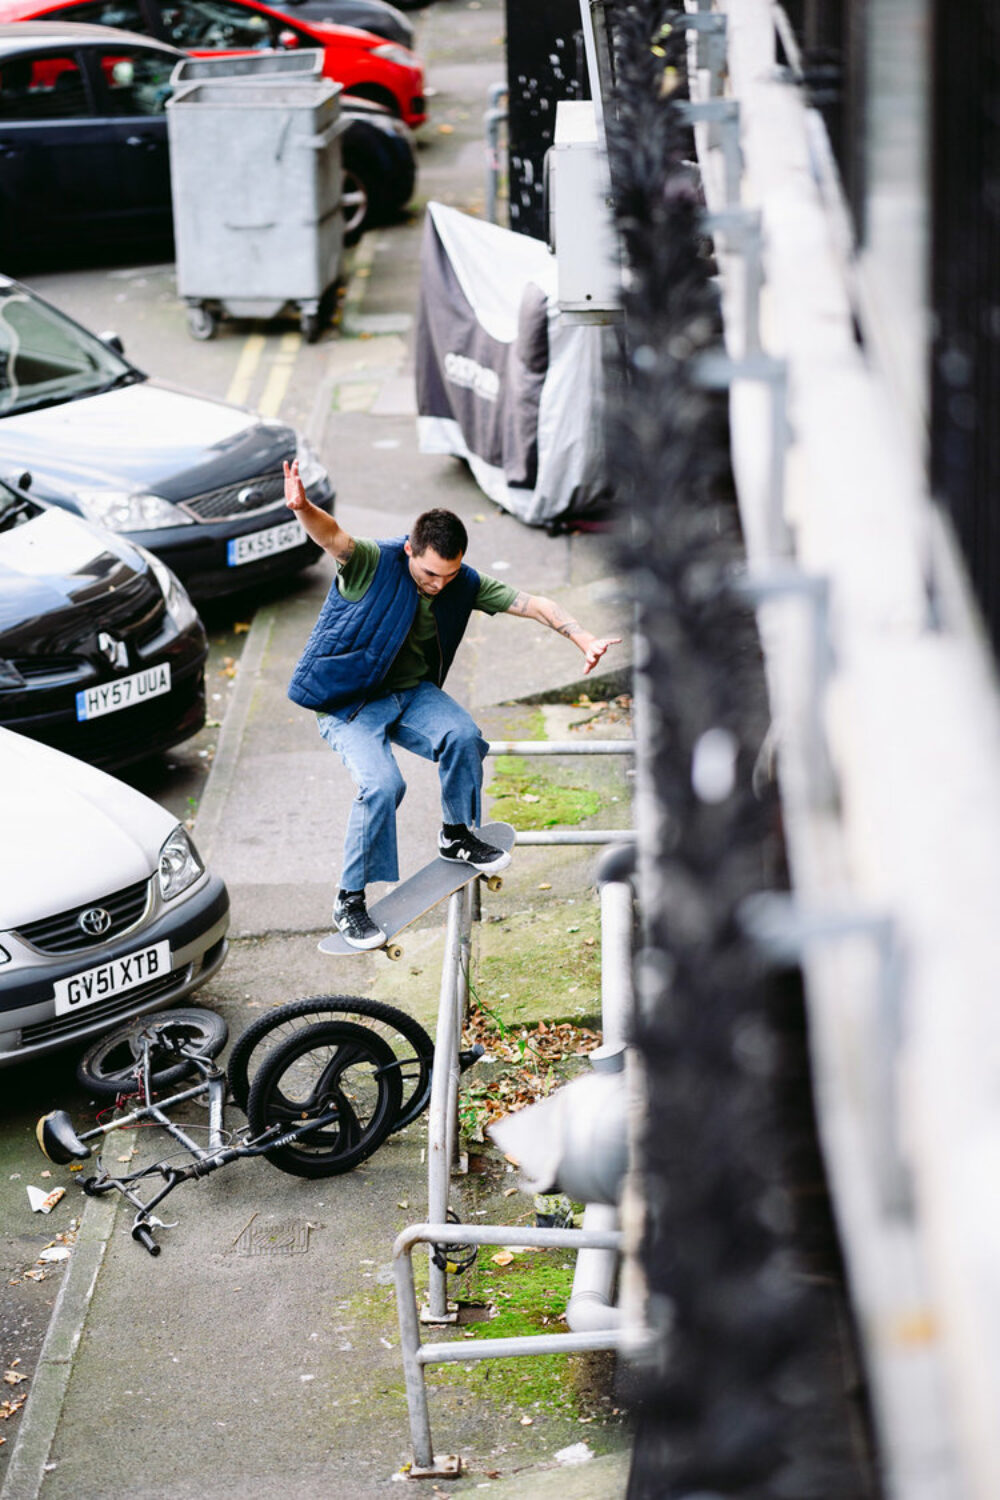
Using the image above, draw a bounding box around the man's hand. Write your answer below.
[581,635,622,674]
[283,459,355,562]
[284,458,307,512]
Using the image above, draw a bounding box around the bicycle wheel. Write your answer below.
[75,1008,229,1098]
[227,996,433,1132]
[246,1020,402,1178]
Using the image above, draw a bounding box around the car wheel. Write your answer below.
[342,163,371,245]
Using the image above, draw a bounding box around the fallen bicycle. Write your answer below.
[36,999,440,1256]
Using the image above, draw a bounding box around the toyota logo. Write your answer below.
[79,907,112,937]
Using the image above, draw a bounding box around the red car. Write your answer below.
[0,0,426,125]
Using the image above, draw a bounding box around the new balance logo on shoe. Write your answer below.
[437,827,512,874]
[332,890,386,951]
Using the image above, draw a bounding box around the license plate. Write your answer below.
[227,519,306,567]
[76,663,171,722]
[53,941,171,1016]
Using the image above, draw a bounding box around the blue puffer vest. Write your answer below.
[287,538,481,714]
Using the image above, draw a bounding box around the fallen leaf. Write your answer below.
[538,882,552,891]
[233,621,252,634]
[491,1251,514,1267]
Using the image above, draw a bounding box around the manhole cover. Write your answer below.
[232,1218,314,1257]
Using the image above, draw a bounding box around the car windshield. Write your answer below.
[0,288,137,417]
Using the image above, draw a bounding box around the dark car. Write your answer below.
[0,23,417,260]
[274,0,413,48]
[0,477,208,768]
[0,275,336,602]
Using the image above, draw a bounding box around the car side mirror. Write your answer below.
[11,470,31,492]
[98,331,125,355]
[278,29,300,48]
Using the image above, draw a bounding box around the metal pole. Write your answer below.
[514,830,634,845]
[426,889,464,1319]
[486,740,636,756]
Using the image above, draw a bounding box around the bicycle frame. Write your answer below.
[68,1044,339,1256]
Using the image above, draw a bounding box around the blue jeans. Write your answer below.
[317,682,489,890]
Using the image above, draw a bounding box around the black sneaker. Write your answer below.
[437,827,512,874]
[332,890,385,950]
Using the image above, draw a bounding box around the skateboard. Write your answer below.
[318,822,516,961]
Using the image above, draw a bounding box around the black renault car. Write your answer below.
[0,475,208,767]
[0,275,336,602]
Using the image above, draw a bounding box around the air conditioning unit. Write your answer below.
[546,99,621,323]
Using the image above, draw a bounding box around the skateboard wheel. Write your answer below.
[386,944,404,961]
[486,875,504,893]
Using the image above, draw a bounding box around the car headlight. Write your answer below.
[369,42,414,67]
[158,826,204,901]
[295,435,329,491]
[74,489,193,531]
[139,547,200,633]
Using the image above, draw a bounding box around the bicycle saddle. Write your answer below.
[36,1109,92,1165]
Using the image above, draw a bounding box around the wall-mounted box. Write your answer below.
[547,100,621,323]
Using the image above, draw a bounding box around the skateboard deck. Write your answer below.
[318,822,516,960]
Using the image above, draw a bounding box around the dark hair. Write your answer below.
[410,509,468,560]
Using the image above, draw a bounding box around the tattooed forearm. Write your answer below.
[504,589,620,671]
[333,536,356,565]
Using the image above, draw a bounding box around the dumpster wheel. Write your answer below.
[187,304,219,341]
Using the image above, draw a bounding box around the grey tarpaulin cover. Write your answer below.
[416,202,607,526]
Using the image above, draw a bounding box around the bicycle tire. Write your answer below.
[246,1020,402,1178]
[75,1008,229,1099]
[227,996,433,1132]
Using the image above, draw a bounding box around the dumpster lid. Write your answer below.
[167,78,341,109]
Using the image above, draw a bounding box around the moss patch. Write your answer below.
[473,902,602,1027]
[435,1249,624,1442]
[486,756,605,831]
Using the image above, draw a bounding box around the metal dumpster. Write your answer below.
[166,74,345,342]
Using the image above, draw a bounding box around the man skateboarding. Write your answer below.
[283,460,621,949]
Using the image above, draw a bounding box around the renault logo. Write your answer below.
[79,907,112,937]
[97,632,128,670]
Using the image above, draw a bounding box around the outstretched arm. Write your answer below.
[283,459,356,564]
[506,591,622,675]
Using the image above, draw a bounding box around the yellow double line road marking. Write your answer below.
[225,331,302,415]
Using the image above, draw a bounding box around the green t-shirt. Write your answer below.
[337,538,517,694]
